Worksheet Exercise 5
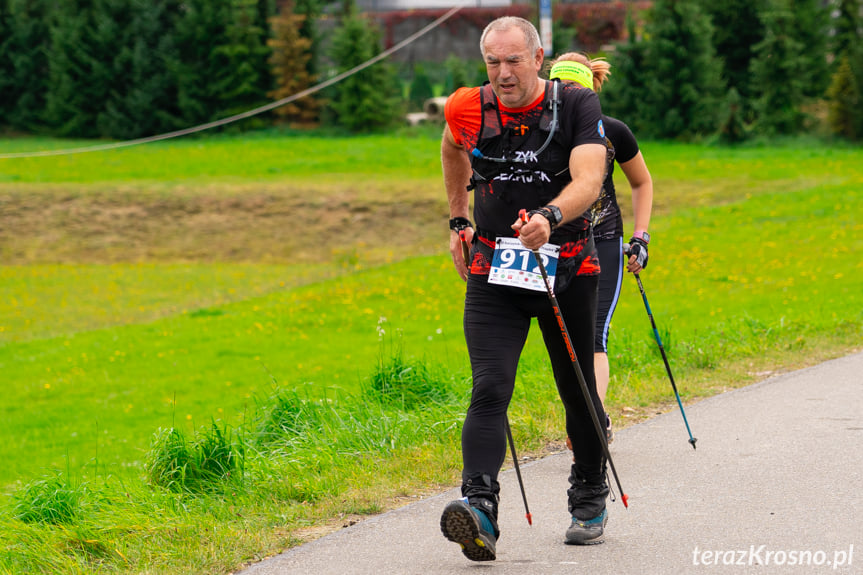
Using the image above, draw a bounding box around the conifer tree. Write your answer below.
[267,3,320,125]
[444,54,471,95]
[832,0,861,63]
[790,0,831,99]
[551,19,576,57]
[327,0,401,132]
[172,0,233,126]
[600,10,650,134]
[96,0,182,139]
[0,0,12,125]
[827,54,860,140]
[212,0,273,123]
[699,0,765,120]
[43,0,108,137]
[749,0,807,136]
[293,0,322,79]
[6,0,51,132]
[408,64,434,112]
[254,0,277,97]
[854,44,863,139]
[717,87,748,144]
[639,0,725,139]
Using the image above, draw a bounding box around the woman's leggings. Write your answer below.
[461,272,604,489]
[595,237,624,353]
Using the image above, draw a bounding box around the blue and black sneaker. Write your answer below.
[565,508,607,545]
[440,498,498,561]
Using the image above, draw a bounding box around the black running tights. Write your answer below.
[461,273,604,488]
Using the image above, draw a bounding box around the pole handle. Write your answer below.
[458,230,470,267]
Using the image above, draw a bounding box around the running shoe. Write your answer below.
[440,498,498,561]
[565,509,608,545]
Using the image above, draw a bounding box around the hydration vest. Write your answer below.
[468,81,593,239]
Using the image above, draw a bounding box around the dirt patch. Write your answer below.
[0,183,451,265]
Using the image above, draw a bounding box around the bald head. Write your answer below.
[480,16,541,60]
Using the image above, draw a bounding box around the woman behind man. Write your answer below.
[549,53,654,444]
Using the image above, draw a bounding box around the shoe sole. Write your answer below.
[440,501,496,561]
[565,532,606,545]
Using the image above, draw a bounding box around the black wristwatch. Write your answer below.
[529,205,563,230]
[545,205,563,228]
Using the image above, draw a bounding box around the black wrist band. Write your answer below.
[449,217,472,231]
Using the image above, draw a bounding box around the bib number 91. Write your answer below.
[489,237,559,292]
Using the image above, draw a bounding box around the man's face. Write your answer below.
[483,27,543,108]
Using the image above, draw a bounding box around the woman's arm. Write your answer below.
[619,150,653,273]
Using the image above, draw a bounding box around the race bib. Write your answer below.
[488,237,559,292]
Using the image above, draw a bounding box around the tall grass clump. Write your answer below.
[248,394,450,505]
[12,472,87,525]
[366,351,459,408]
[253,379,464,464]
[145,422,244,494]
[254,388,327,447]
[245,340,467,504]
[364,317,462,409]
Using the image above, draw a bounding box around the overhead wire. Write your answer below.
[0,4,465,160]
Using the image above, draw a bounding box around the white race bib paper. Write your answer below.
[488,237,559,292]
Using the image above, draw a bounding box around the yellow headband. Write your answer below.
[549,61,594,90]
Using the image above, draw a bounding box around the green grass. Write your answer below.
[0,127,446,185]
[0,257,466,485]
[0,132,861,573]
[0,263,326,343]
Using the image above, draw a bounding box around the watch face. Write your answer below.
[549,205,563,224]
[642,232,650,244]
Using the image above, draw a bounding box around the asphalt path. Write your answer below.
[240,352,863,574]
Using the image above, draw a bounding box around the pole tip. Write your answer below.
[526,513,533,526]
[689,437,698,450]
[621,493,629,508]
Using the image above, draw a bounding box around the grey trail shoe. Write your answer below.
[440,498,498,561]
[565,508,608,545]
[566,461,610,545]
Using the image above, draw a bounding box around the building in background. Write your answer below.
[318,1,647,68]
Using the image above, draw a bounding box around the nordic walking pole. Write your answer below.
[519,210,629,508]
[504,415,533,525]
[459,228,533,525]
[624,243,697,450]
